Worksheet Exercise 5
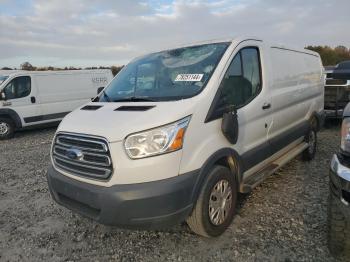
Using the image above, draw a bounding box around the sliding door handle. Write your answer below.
[262,103,271,110]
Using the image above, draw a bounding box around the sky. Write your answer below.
[1,0,349,68]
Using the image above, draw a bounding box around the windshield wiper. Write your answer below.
[113,96,155,102]
[102,91,111,102]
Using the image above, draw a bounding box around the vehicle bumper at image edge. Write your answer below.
[329,154,350,215]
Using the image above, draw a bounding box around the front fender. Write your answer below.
[189,148,243,204]
[0,108,22,128]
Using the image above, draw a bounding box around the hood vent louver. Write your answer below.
[81,105,103,111]
[115,105,155,111]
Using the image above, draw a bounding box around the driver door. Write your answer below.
[219,44,273,172]
[2,75,41,126]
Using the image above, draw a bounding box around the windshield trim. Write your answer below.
[97,42,231,103]
[0,75,9,86]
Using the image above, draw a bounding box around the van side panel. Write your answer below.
[179,43,323,178]
[34,71,113,123]
[267,48,323,145]
[300,54,324,121]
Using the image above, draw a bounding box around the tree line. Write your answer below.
[1,45,350,72]
[1,62,123,76]
[306,45,350,66]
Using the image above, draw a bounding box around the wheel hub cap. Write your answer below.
[0,122,9,135]
[209,179,232,226]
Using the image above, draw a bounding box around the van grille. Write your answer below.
[52,133,113,180]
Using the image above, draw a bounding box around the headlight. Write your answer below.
[341,117,350,153]
[124,116,191,159]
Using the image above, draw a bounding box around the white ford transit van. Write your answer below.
[0,70,113,139]
[47,37,324,237]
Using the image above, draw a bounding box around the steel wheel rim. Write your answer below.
[209,179,232,226]
[0,122,9,136]
[308,131,315,154]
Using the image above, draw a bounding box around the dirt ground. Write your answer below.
[0,124,347,261]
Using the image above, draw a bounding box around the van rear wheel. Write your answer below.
[186,165,237,237]
[302,126,317,161]
[0,118,15,140]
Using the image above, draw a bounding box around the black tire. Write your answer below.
[327,192,350,258]
[0,118,15,140]
[302,125,317,161]
[186,165,237,237]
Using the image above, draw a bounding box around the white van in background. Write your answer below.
[47,37,324,237]
[0,70,113,139]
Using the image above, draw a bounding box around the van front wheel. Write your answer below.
[0,118,15,140]
[186,165,237,237]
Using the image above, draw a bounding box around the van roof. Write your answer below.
[0,69,112,77]
[207,37,318,57]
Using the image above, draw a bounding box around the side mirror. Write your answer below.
[97,87,104,95]
[221,106,238,144]
[0,92,6,101]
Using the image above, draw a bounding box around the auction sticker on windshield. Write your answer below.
[175,74,204,82]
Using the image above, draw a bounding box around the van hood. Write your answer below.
[57,100,197,142]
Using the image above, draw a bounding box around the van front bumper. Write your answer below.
[329,154,350,211]
[47,165,199,229]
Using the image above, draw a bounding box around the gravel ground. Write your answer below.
[0,124,347,262]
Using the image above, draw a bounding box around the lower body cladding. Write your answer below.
[47,165,199,229]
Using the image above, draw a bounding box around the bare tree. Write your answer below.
[20,62,36,71]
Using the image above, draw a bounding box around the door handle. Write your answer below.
[262,103,271,110]
[31,96,36,103]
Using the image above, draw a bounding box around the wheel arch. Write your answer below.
[0,108,22,129]
[190,148,243,204]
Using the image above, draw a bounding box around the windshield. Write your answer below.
[337,61,350,70]
[0,76,8,86]
[98,42,229,102]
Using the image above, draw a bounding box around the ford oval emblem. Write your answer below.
[66,148,83,160]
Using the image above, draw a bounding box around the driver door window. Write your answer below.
[220,47,262,108]
[3,76,31,100]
